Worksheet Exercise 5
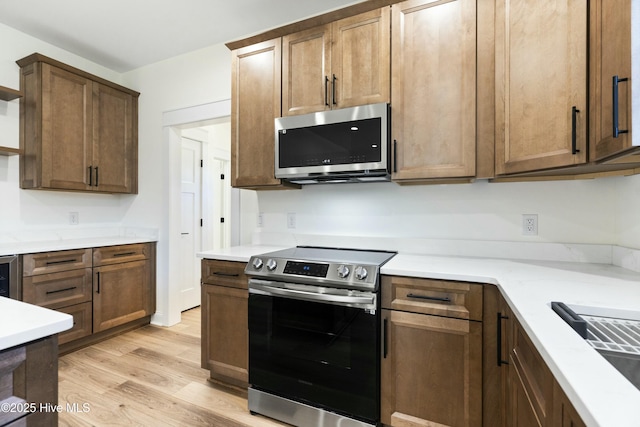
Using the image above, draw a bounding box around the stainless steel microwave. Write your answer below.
[274,103,390,184]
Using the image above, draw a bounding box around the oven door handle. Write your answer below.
[249,279,375,307]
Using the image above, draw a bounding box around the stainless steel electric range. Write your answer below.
[245,246,397,427]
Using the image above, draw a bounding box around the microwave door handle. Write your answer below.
[249,280,374,306]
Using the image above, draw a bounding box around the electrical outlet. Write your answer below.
[257,212,264,227]
[69,212,79,225]
[522,214,538,236]
[287,212,296,229]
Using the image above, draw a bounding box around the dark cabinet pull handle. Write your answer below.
[613,75,629,138]
[332,74,337,105]
[113,251,137,258]
[497,312,509,366]
[393,140,397,173]
[324,76,330,106]
[96,271,101,294]
[46,286,77,295]
[45,259,76,266]
[406,293,451,303]
[88,166,93,186]
[383,317,388,359]
[571,106,580,154]
[95,166,99,187]
[213,272,240,277]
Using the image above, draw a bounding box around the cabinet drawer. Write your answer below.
[22,249,92,276]
[93,243,149,266]
[201,260,247,289]
[57,302,92,345]
[22,268,93,309]
[381,275,483,321]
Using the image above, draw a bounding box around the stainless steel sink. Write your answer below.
[552,302,640,391]
[581,314,640,390]
[597,350,640,390]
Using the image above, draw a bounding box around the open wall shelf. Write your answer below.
[0,146,21,156]
[0,85,22,101]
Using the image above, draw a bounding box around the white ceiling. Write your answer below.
[0,0,365,72]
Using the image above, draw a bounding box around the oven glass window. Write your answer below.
[278,117,382,168]
[249,293,379,423]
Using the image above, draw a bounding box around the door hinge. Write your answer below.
[220,173,225,180]
[200,159,203,167]
[200,219,203,227]
[220,218,225,223]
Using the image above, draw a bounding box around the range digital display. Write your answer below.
[283,261,329,278]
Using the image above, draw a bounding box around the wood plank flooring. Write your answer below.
[58,307,286,427]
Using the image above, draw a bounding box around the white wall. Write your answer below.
[255,176,632,246]
[614,174,640,248]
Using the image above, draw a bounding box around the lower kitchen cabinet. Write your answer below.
[507,336,553,427]
[92,243,155,334]
[21,242,156,352]
[496,293,586,427]
[93,259,152,332]
[380,275,483,426]
[201,259,248,388]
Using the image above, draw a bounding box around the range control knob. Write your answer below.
[252,258,263,270]
[266,258,278,271]
[354,266,368,280]
[337,264,350,278]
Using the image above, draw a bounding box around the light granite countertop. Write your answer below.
[0,297,73,351]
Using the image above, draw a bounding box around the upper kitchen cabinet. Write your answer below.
[391,0,478,182]
[17,53,139,194]
[589,0,638,163]
[282,7,390,116]
[231,38,295,189]
[495,0,588,175]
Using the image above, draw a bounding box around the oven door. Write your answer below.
[248,279,380,424]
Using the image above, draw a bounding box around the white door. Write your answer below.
[180,137,202,311]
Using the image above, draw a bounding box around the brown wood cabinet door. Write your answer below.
[589,0,632,161]
[495,0,588,175]
[231,38,284,188]
[331,7,390,109]
[507,315,553,427]
[40,63,93,191]
[282,25,331,116]
[201,283,248,388]
[381,309,482,427]
[93,260,151,333]
[92,83,137,193]
[508,359,545,427]
[391,0,477,181]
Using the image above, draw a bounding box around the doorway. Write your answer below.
[162,99,246,327]
[179,122,232,312]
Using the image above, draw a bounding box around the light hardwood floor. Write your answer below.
[58,307,286,427]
